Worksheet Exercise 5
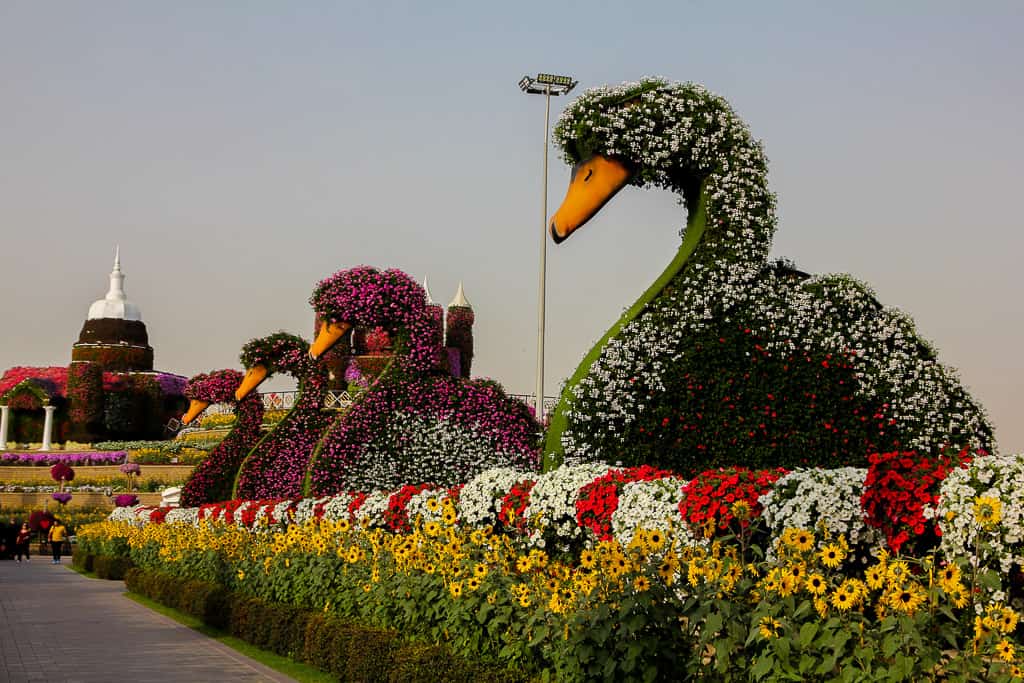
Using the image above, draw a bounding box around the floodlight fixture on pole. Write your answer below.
[519,72,577,422]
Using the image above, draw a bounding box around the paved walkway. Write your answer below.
[0,559,296,683]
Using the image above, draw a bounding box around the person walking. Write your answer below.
[15,523,32,562]
[48,519,68,564]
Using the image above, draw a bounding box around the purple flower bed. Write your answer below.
[119,462,141,475]
[309,374,540,495]
[236,358,331,500]
[1,452,128,466]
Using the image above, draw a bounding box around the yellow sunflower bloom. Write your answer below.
[996,639,1015,663]
[973,496,1003,528]
[819,543,846,569]
[758,616,781,639]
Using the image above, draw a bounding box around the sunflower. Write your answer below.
[474,563,489,579]
[779,573,799,597]
[425,497,440,512]
[947,584,969,609]
[516,556,531,573]
[865,564,886,590]
[424,521,441,537]
[449,581,463,598]
[819,543,846,569]
[658,559,678,584]
[996,639,1016,663]
[580,549,597,570]
[996,607,1020,634]
[973,496,1003,528]
[888,583,926,614]
[518,594,532,608]
[647,529,666,551]
[938,563,962,591]
[806,573,827,596]
[467,577,481,592]
[545,577,560,593]
[758,616,781,639]
[442,510,457,526]
[830,589,853,611]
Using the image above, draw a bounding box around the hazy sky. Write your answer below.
[2,2,1021,452]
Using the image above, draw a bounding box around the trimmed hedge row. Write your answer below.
[73,549,135,579]
[124,568,525,683]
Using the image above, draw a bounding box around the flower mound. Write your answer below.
[861,448,976,554]
[679,467,786,536]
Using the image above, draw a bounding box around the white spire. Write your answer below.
[448,281,471,308]
[422,276,435,305]
[87,247,142,321]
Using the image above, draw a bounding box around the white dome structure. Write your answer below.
[87,246,142,321]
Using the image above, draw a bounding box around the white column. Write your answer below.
[40,405,56,451]
[0,405,9,450]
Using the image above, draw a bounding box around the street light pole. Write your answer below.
[520,73,576,423]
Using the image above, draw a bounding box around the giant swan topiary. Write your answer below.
[232,332,332,500]
[304,266,540,495]
[544,78,994,473]
[179,369,264,506]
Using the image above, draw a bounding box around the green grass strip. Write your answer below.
[543,184,709,468]
[124,592,335,683]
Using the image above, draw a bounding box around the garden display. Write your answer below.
[82,77,1016,680]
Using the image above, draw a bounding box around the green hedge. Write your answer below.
[124,568,524,682]
[71,546,94,572]
[93,554,134,580]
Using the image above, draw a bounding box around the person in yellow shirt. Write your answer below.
[48,520,68,564]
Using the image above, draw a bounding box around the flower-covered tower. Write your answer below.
[72,247,154,372]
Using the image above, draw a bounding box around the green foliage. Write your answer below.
[610,321,899,476]
[125,568,523,682]
[93,554,135,580]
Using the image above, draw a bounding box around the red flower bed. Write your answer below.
[385,483,436,532]
[861,447,977,553]
[678,466,786,534]
[499,479,535,532]
[576,465,675,541]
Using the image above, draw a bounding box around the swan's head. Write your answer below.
[181,369,244,425]
[235,332,309,401]
[308,267,435,370]
[550,78,752,242]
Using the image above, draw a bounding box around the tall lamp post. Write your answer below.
[519,72,577,422]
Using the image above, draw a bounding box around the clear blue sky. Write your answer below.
[2,2,1022,452]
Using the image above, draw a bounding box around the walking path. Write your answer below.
[0,559,296,683]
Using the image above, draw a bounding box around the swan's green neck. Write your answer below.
[543,183,709,468]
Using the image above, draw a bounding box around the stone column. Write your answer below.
[40,405,56,451]
[0,405,9,450]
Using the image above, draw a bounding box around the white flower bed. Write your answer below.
[934,454,1024,572]
[611,476,696,548]
[760,467,882,555]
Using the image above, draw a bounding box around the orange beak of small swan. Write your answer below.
[234,365,268,401]
[309,321,352,359]
[181,400,210,426]
[550,155,633,243]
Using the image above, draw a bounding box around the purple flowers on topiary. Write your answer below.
[114,493,139,507]
[310,266,440,372]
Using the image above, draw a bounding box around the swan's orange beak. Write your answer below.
[550,155,632,243]
[309,321,351,359]
[234,365,268,401]
[181,400,209,425]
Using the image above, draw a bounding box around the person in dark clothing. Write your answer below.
[15,523,32,562]
[3,518,19,560]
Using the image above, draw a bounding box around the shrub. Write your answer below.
[71,547,94,572]
[93,554,134,580]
